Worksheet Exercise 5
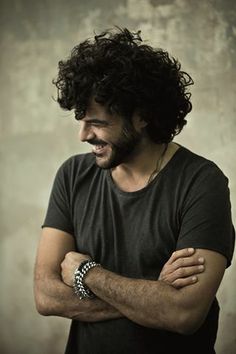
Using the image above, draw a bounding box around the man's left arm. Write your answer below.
[61,248,226,335]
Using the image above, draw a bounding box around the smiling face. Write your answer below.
[78,100,145,169]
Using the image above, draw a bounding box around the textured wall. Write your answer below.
[0,0,235,353]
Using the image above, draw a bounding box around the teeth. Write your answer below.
[94,144,106,151]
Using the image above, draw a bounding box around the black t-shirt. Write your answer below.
[42,146,235,354]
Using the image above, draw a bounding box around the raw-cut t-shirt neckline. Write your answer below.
[106,144,186,197]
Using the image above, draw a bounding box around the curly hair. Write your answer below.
[53,27,194,143]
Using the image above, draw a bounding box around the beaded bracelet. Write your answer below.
[73,260,100,300]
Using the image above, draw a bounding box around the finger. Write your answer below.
[164,264,205,283]
[172,255,205,270]
[159,255,205,280]
[171,276,198,289]
[166,248,195,265]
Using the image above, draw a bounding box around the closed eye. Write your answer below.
[84,119,109,127]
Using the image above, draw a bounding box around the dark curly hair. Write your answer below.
[53,27,194,143]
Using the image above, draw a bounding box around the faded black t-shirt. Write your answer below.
[42,146,235,354]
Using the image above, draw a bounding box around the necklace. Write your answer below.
[147,143,168,185]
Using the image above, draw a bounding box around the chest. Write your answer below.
[72,176,181,279]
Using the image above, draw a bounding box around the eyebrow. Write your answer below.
[82,118,109,125]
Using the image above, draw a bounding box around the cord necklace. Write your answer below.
[147,143,168,185]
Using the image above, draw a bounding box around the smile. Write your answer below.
[92,144,108,155]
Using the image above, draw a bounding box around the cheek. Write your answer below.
[99,134,117,145]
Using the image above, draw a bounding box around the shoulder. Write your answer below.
[175,145,229,187]
[57,153,96,175]
[53,153,97,187]
[168,145,231,207]
[60,153,95,170]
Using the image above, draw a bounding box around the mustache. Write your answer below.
[87,139,107,145]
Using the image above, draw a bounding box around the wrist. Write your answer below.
[73,260,101,299]
[85,264,105,297]
[85,264,103,288]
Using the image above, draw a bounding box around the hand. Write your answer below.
[159,248,205,289]
[61,251,91,287]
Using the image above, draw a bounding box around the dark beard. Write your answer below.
[93,120,143,169]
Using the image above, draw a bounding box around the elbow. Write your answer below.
[177,321,199,335]
[178,321,203,336]
[132,304,204,334]
[176,309,206,335]
[37,307,49,316]
[34,285,53,317]
[36,302,51,317]
[35,295,51,316]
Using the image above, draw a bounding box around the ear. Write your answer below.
[132,113,148,130]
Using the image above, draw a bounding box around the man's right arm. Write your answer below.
[33,227,122,322]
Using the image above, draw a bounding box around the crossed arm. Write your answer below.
[34,227,226,334]
[34,228,121,322]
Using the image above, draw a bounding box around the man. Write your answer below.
[34,28,235,353]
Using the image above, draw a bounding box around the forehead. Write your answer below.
[85,100,109,119]
[81,98,123,124]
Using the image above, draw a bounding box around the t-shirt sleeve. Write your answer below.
[42,159,74,235]
[177,164,235,267]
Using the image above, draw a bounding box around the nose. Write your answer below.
[79,121,95,142]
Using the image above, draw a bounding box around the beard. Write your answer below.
[91,120,143,169]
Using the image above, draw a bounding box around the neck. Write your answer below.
[111,139,168,191]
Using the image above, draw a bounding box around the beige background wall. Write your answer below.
[0,0,235,353]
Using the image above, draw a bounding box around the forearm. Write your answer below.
[85,266,192,333]
[34,275,122,322]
